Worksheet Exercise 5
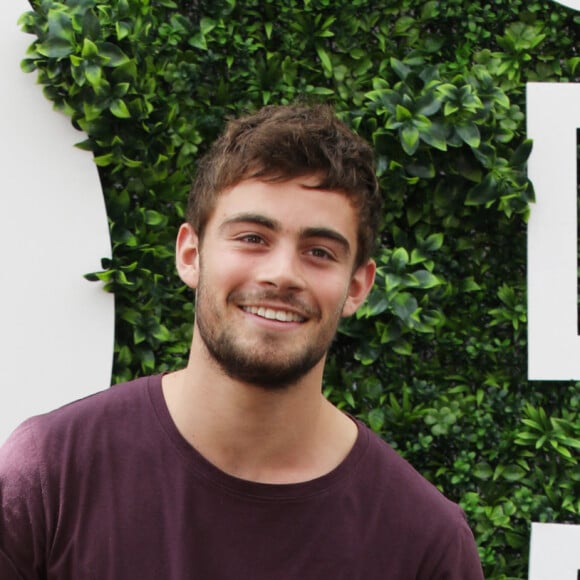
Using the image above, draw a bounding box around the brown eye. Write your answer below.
[239,234,263,244]
[309,248,333,260]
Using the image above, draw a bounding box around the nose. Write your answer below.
[255,243,306,291]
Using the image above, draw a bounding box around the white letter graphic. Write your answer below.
[527,83,580,380]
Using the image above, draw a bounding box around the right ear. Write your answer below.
[175,223,200,289]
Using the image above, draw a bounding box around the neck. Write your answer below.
[162,339,357,484]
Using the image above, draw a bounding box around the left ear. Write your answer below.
[341,259,376,317]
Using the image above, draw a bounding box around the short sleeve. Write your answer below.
[430,509,485,580]
[0,419,47,579]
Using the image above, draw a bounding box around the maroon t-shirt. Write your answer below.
[0,375,484,579]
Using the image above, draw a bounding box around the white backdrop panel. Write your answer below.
[0,0,114,443]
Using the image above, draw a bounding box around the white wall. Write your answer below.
[0,0,114,443]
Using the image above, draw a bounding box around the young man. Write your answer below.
[0,105,484,579]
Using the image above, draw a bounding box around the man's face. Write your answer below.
[180,175,375,389]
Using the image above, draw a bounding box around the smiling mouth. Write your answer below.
[241,306,306,323]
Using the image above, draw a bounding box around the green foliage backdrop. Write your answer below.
[19,0,580,577]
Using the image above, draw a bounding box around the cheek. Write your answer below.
[200,251,249,291]
[316,278,351,312]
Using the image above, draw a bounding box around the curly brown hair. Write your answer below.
[186,104,382,267]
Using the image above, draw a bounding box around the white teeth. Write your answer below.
[243,306,304,322]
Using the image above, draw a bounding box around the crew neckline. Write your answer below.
[146,373,371,502]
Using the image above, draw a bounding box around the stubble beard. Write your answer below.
[194,277,343,390]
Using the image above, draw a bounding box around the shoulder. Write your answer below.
[0,375,162,539]
[359,423,458,511]
[41,374,158,421]
[1,374,161,474]
[31,374,159,438]
[0,415,47,575]
[0,417,41,497]
[351,422,483,577]
[0,377,159,576]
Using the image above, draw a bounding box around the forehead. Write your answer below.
[215,177,358,221]
[209,176,359,239]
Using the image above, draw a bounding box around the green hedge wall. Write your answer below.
[19,0,580,577]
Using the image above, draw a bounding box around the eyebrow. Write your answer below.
[220,213,352,256]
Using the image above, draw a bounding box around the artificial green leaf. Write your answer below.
[420,121,448,151]
[36,37,74,58]
[98,42,131,67]
[406,163,435,179]
[401,125,420,155]
[189,33,207,50]
[416,93,441,116]
[81,37,99,58]
[20,59,37,73]
[264,22,273,39]
[200,17,216,37]
[144,210,166,226]
[94,152,114,166]
[392,292,418,321]
[408,270,442,289]
[465,174,498,205]
[395,104,412,122]
[391,247,409,270]
[392,339,413,356]
[502,465,527,482]
[510,138,533,166]
[47,8,73,42]
[84,63,102,87]
[378,321,402,343]
[460,277,482,292]
[116,21,131,40]
[316,45,332,73]
[390,57,410,80]
[110,98,131,118]
[456,123,481,147]
[368,408,385,432]
[364,289,390,316]
[81,8,101,39]
[309,86,334,95]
